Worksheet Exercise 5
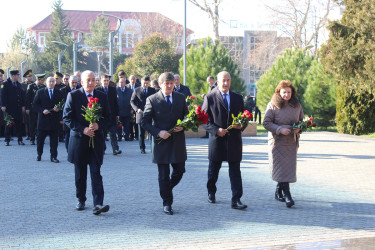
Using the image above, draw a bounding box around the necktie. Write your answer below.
[143,89,147,94]
[122,88,125,93]
[49,90,53,99]
[223,93,229,110]
[105,88,108,94]
[166,95,172,109]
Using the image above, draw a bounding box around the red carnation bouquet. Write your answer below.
[82,97,102,148]
[157,95,209,143]
[227,110,253,130]
[4,112,15,128]
[291,115,317,133]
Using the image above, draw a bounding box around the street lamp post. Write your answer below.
[20,53,28,82]
[51,41,69,72]
[100,14,123,79]
[66,28,85,73]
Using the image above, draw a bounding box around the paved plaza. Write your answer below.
[1,132,375,249]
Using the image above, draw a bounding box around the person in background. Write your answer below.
[130,76,156,154]
[1,70,26,146]
[117,78,133,141]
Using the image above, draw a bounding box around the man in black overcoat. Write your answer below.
[173,74,192,98]
[141,72,188,215]
[130,75,156,154]
[32,77,64,163]
[26,74,46,145]
[1,70,26,146]
[63,70,111,215]
[202,71,248,210]
[117,78,133,141]
[127,75,140,140]
[96,74,121,155]
[60,75,79,151]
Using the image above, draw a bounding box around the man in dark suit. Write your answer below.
[130,76,156,154]
[26,74,46,145]
[32,77,64,163]
[141,72,188,215]
[54,72,65,142]
[202,71,248,210]
[117,78,133,141]
[1,70,26,146]
[173,74,192,98]
[21,70,34,139]
[63,70,111,215]
[60,75,79,151]
[97,74,121,155]
[127,75,140,140]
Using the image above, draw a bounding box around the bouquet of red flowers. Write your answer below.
[4,112,15,128]
[157,96,209,143]
[82,97,102,148]
[227,110,252,130]
[291,115,317,133]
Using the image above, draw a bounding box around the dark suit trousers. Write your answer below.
[5,119,23,142]
[29,112,38,141]
[138,124,145,150]
[105,124,119,151]
[157,162,186,206]
[37,130,58,158]
[207,160,243,202]
[75,153,104,206]
[64,128,70,152]
[118,116,131,140]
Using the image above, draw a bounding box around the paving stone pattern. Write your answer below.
[1,132,375,249]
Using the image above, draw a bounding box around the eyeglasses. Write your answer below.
[71,81,78,84]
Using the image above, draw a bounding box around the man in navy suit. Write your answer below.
[63,70,111,215]
[202,71,248,210]
[130,76,156,154]
[141,72,188,215]
[32,77,64,163]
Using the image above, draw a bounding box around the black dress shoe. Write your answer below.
[50,157,60,163]
[208,193,216,203]
[231,200,248,210]
[141,149,146,154]
[125,138,133,141]
[117,138,122,141]
[31,140,35,145]
[5,142,10,146]
[18,141,25,145]
[93,204,110,215]
[163,205,173,215]
[26,136,30,140]
[113,149,122,155]
[36,155,41,161]
[76,201,85,211]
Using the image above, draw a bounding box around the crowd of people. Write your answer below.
[0,68,304,216]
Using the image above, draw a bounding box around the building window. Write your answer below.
[39,32,47,46]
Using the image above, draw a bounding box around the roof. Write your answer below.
[27,10,193,35]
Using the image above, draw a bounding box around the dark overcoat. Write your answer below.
[1,78,25,120]
[116,87,133,117]
[32,88,64,131]
[141,91,188,164]
[63,88,110,166]
[202,89,245,162]
[130,86,156,124]
[97,86,119,126]
[174,84,192,98]
[26,83,45,111]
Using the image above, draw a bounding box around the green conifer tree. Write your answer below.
[320,0,375,134]
[180,37,245,96]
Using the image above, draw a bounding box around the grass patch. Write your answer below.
[361,132,375,138]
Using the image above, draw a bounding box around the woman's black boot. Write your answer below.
[275,182,285,202]
[282,182,295,208]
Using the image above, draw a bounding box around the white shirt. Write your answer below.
[161,91,173,104]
